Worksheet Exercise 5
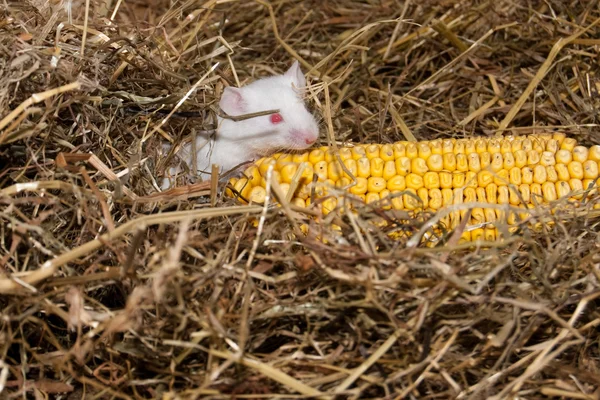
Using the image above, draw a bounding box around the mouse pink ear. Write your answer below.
[284,60,306,89]
[219,87,246,116]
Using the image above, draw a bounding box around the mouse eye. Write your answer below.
[270,113,284,124]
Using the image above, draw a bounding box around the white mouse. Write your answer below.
[161,60,319,189]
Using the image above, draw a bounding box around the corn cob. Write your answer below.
[226,133,600,241]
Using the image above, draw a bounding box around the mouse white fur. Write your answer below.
[161,61,319,189]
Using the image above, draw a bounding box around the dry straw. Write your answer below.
[1,0,599,398]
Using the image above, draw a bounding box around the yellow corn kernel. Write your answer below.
[440,171,453,189]
[234,177,252,200]
[491,153,503,172]
[569,178,584,199]
[573,146,588,163]
[459,231,471,243]
[308,149,325,164]
[343,158,358,179]
[511,138,523,152]
[442,139,454,154]
[395,157,411,176]
[561,137,577,151]
[502,152,515,170]
[464,187,477,202]
[429,188,443,209]
[498,186,509,204]
[249,186,267,203]
[468,153,481,172]
[390,192,404,210]
[406,143,418,159]
[456,153,469,172]
[365,192,380,204]
[367,177,387,193]
[522,166,533,184]
[462,140,474,154]
[259,170,281,187]
[555,149,572,164]
[379,189,392,210]
[291,197,306,207]
[244,165,262,186]
[411,158,429,175]
[418,142,432,159]
[314,160,328,181]
[533,138,545,153]
[324,149,335,163]
[466,171,478,188]
[478,170,494,187]
[554,163,570,181]
[349,177,368,195]
[500,139,512,154]
[588,145,600,162]
[275,154,293,169]
[567,161,584,180]
[336,177,351,188]
[351,145,367,160]
[553,132,566,144]
[370,157,385,177]
[387,175,406,191]
[475,139,487,153]
[480,152,491,169]
[381,160,396,180]
[443,153,457,170]
[583,160,599,179]
[556,181,571,199]
[453,172,466,188]
[295,183,310,200]
[530,183,542,203]
[533,165,547,184]
[292,152,309,164]
[403,188,419,210]
[321,197,337,215]
[357,157,371,178]
[365,144,380,159]
[340,148,353,161]
[508,167,522,186]
[493,169,509,186]
[258,157,276,176]
[328,161,343,181]
[421,171,439,189]
[379,144,394,161]
[519,183,531,203]
[540,151,556,166]
[427,154,443,171]
[488,139,501,154]
[514,150,527,168]
[454,140,465,154]
[542,181,557,202]
[471,228,485,241]
[509,186,520,205]
[441,188,454,206]
[417,187,429,209]
[527,149,540,165]
[472,208,486,224]
[522,138,533,151]
[431,139,443,154]
[546,166,558,183]
[546,139,559,153]
[406,173,424,190]
[393,143,406,158]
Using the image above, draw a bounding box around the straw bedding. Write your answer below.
[1,0,599,398]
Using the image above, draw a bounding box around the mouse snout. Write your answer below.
[291,128,319,147]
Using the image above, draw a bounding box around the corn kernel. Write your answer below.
[367,177,387,193]
[357,157,371,178]
[567,161,584,180]
[406,173,424,190]
[395,157,411,176]
[387,174,407,191]
[380,144,395,161]
[370,157,385,177]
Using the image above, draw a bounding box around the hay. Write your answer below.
[1,0,600,398]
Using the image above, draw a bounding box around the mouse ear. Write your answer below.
[219,87,246,116]
[284,60,306,89]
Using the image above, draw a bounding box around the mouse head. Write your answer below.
[217,60,319,155]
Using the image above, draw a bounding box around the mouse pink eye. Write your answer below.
[270,113,283,124]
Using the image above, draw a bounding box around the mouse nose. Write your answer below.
[305,137,316,145]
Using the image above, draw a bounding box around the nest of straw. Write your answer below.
[1,0,600,398]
